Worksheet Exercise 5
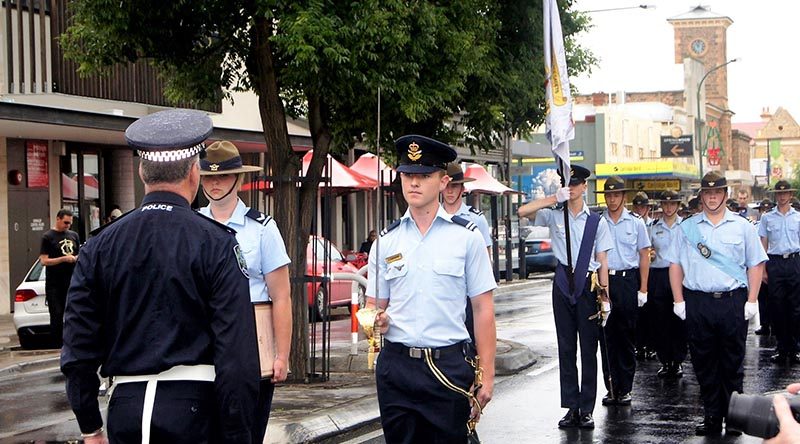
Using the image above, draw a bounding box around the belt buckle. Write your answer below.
[784,253,791,259]
[409,347,423,359]
[712,292,723,299]
[609,270,616,276]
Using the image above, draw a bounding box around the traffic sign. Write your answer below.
[660,135,694,158]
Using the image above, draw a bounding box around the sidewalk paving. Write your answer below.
[0,278,546,443]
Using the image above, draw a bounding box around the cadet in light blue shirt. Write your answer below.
[533,204,613,272]
[666,171,766,435]
[199,140,292,444]
[366,135,496,443]
[594,176,650,407]
[758,180,800,364]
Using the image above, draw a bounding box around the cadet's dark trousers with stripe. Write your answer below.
[685,288,748,418]
[107,380,227,444]
[376,340,473,444]
[553,277,600,413]
[648,268,687,364]
[767,256,800,354]
[600,271,638,397]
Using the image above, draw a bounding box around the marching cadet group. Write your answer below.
[54,108,800,443]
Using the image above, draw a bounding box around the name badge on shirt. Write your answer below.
[386,253,403,264]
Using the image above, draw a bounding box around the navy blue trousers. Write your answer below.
[685,288,748,418]
[376,341,474,444]
[600,271,638,396]
[252,379,275,444]
[552,277,600,413]
[767,256,800,354]
[649,268,687,364]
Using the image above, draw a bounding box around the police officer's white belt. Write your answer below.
[112,364,215,444]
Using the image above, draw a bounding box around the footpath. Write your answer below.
[0,279,546,443]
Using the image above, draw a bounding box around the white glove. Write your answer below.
[637,291,648,308]
[744,301,759,321]
[555,187,571,203]
[673,301,686,321]
[601,301,611,327]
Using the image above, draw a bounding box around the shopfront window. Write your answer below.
[61,149,102,240]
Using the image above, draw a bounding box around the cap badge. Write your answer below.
[210,164,220,171]
[407,141,422,161]
[570,168,575,177]
[708,181,715,187]
[697,242,711,259]
[609,184,615,189]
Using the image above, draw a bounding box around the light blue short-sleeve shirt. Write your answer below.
[603,209,651,271]
[757,207,800,255]
[200,199,291,302]
[366,205,497,348]
[455,202,493,247]
[649,216,682,269]
[666,210,767,292]
[533,203,613,271]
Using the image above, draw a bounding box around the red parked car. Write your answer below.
[306,236,365,320]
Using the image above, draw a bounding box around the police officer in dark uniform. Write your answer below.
[760,180,800,364]
[366,135,497,443]
[61,109,259,444]
[518,165,612,429]
[667,171,767,435]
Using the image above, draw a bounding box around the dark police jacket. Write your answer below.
[60,191,259,442]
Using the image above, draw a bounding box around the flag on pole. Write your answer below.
[543,0,575,184]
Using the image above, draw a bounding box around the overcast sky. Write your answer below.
[570,1,800,123]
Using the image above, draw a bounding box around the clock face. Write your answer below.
[690,39,707,55]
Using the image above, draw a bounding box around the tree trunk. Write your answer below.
[251,16,309,382]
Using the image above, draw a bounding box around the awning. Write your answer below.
[350,153,396,186]
[242,150,378,192]
[594,160,699,179]
[463,163,521,195]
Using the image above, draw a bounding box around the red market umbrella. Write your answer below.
[350,153,396,186]
[463,163,522,195]
[242,151,379,193]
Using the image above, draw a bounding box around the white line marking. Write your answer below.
[525,359,559,377]
[339,428,384,444]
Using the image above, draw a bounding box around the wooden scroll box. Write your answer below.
[254,302,275,379]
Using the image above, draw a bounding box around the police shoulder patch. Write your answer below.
[245,208,273,227]
[468,206,484,217]
[233,244,250,278]
[380,219,401,237]
[451,215,477,231]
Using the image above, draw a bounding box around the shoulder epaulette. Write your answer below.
[195,211,237,235]
[380,219,402,236]
[451,215,477,231]
[468,206,484,217]
[245,208,273,226]
[88,209,134,237]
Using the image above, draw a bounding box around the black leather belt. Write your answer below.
[769,252,800,260]
[609,268,636,278]
[686,288,746,299]
[384,340,465,360]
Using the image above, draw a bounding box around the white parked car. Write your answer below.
[12,259,52,349]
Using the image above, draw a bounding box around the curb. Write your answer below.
[269,396,379,443]
[0,355,60,378]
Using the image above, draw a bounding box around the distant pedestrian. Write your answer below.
[39,208,80,348]
[666,170,767,436]
[61,110,259,443]
[359,230,377,254]
[366,135,496,443]
[518,165,612,429]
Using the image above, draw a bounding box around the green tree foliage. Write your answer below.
[60,0,593,379]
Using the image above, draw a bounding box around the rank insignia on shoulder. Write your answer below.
[451,215,477,231]
[386,253,403,264]
[234,244,250,278]
[245,208,273,226]
[468,207,484,216]
[381,219,401,236]
[697,242,711,259]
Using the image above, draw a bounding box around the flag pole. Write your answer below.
[561,161,574,293]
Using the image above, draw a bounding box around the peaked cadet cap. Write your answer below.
[700,171,727,190]
[394,135,457,174]
[199,141,262,175]
[558,164,591,185]
[595,175,630,193]
[632,191,650,206]
[767,180,798,193]
[659,190,681,202]
[446,163,475,184]
[126,109,212,162]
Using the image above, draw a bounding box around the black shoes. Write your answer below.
[673,363,683,378]
[770,352,800,363]
[695,416,723,436]
[579,413,595,429]
[601,392,616,406]
[657,362,684,378]
[645,350,658,361]
[602,392,631,406]
[558,409,580,428]
[657,364,670,378]
[635,348,646,361]
[616,393,632,406]
[792,353,800,364]
[754,326,771,336]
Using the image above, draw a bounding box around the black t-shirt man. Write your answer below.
[39,210,80,347]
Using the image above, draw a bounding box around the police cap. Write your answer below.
[446,163,475,184]
[126,109,212,162]
[394,135,457,174]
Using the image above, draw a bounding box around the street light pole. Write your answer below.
[581,4,656,13]
[695,57,739,178]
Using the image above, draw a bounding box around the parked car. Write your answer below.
[13,259,52,349]
[524,226,557,276]
[305,236,365,321]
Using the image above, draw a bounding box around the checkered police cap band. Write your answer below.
[137,142,205,162]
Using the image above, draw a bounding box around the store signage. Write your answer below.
[660,135,694,158]
[26,141,48,188]
[631,179,681,191]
